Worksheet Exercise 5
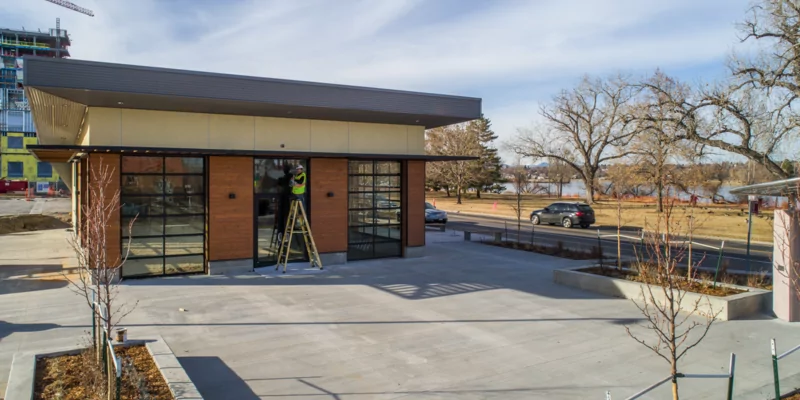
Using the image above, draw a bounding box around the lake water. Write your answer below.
[501,180,741,203]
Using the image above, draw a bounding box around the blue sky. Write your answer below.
[1,0,754,161]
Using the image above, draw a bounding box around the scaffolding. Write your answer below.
[0,25,70,134]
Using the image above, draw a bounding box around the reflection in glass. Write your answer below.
[124,216,163,237]
[124,258,164,277]
[347,160,402,260]
[122,156,163,173]
[163,175,204,195]
[165,196,204,215]
[165,215,204,235]
[122,175,163,195]
[255,159,307,194]
[124,237,164,258]
[165,255,204,274]
[121,155,205,278]
[121,197,163,217]
[166,157,204,174]
[165,235,204,256]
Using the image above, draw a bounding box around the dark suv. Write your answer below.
[530,202,595,229]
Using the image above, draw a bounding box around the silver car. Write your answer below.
[394,202,448,223]
[425,202,447,223]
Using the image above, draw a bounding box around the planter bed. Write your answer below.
[482,240,603,260]
[5,335,201,400]
[553,265,772,321]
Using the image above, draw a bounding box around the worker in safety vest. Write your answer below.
[291,165,307,212]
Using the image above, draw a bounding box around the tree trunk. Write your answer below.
[476,189,482,199]
[584,172,596,204]
[671,377,679,400]
[445,186,451,197]
[617,198,622,270]
[456,183,463,204]
[657,175,664,213]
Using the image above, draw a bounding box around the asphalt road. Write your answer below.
[444,213,773,273]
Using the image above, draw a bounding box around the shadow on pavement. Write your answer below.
[179,356,260,399]
[0,320,63,341]
[0,264,69,295]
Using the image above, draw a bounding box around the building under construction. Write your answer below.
[0,26,69,188]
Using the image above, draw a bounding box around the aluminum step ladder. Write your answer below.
[275,199,323,273]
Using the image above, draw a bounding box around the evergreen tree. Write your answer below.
[467,114,504,198]
[781,158,796,176]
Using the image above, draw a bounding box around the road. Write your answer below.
[445,213,773,273]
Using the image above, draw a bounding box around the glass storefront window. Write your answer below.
[347,160,402,261]
[254,158,309,266]
[121,156,205,277]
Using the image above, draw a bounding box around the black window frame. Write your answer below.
[253,157,310,266]
[7,136,23,149]
[347,160,402,261]
[36,161,52,178]
[7,161,23,177]
[120,155,206,278]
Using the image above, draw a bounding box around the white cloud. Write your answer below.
[2,0,756,162]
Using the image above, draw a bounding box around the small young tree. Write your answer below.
[506,162,530,240]
[67,161,138,348]
[625,200,721,400]
[606,163,641,269]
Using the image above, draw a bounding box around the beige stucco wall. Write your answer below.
[83,107,425,155]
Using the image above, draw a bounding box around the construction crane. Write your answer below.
[43,0,95,17]
[41,0,94,58]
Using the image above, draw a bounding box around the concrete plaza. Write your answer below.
[1,228,799,399]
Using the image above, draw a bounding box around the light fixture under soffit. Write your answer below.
[117,101,124,105]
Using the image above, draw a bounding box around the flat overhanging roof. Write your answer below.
[729,177,800,197]
[22,57,482,129]
[27,144,479,163]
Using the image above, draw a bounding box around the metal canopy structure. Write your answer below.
[27,144,479,164]
[22,57,482,129]
[729,178,800,197]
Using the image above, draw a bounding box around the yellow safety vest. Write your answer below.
[292,172,306,195]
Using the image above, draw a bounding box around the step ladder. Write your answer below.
[275,198,323,273]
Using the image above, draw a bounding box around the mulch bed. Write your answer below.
[484,240,601,260]
[34,344,173,400]
[0,213,71,235]
[580,266,746,297]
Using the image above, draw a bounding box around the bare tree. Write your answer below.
[514,75,638,204]
[643,73,795,182]
[67,161,138,345]
[505,162,530,238]
[546,156,573,198]
[633,71,694,212]
[426,125,482,204]
[625,200,721,400]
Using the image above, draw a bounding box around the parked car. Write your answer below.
[530,202,595,228]
[396,202,448,224]
[424,202,447,224]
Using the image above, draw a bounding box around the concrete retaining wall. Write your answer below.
[553,266,772,321]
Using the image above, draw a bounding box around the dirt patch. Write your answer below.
[579,266,754,296]
[0,213,70,235]
[34,345,174,400]
[484,240,602,260]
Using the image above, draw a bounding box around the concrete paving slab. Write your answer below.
[0,197,69,216]
[1,229,799,399]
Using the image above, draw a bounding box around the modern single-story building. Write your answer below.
[22,57,481,278]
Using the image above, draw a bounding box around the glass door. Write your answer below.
[253,158,309,267]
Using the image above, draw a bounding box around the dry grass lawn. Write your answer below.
[426,193,774,243]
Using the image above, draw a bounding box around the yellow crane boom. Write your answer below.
[43,0,95,17]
